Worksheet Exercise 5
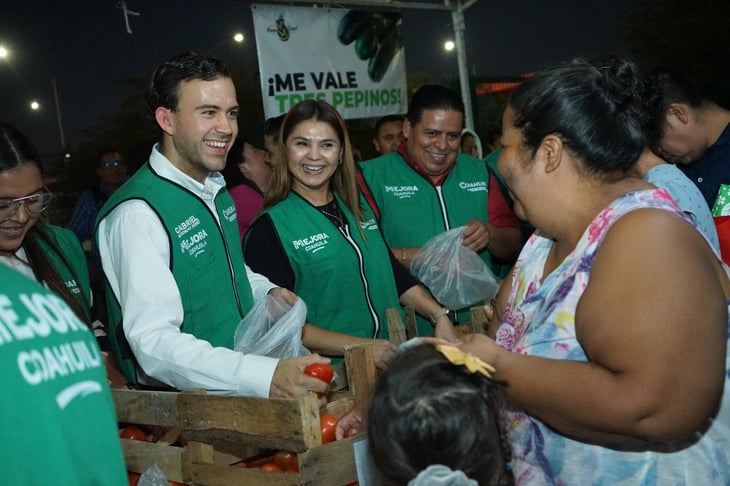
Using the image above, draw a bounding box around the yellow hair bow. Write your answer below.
[436,345,495,378]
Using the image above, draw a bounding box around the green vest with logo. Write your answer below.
[261,193,404,359]
[37,224,92,322]
[360,152,491,330]
[0,265,126,484]
[97,162,255,383]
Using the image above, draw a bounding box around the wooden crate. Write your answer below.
[115,388,365,485]
[114,343,378,485]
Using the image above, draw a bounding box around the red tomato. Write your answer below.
[128,471,141,486]
[320,414,338,444]
[260,462,282,472]
[304,363,334,384]
[273,450,300,472]
[120,425,148,441]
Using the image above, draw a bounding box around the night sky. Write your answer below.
[0,0,640,157]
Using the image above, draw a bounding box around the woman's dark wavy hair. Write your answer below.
[368,343,512,486]
[146,51,232,137]
[0,122,90,323]
[509,58,646,179]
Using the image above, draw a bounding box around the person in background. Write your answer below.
[358,85,523,334]
[68,148,127,330]
[456,58,730,483]
[630,148,719,250]
[372,114,404,155]
[367,342,512,486]
[460,128,483,159]
[244,99,457,370]
[264,113,286,159]
[642,66,730,209]
[96,51,330,398]
[223,138,272,239]
[0,263,127,484]
[68,149,127,252]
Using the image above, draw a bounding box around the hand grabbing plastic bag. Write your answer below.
[233,293,311,359]
[410,226,498,310]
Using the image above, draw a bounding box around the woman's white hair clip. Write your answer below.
[408,464,478,486]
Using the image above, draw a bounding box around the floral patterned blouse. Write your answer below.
[496,188,730,485]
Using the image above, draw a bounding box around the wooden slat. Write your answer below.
[178,393,321,451]
[297,435,364,485]
[470,305,488,335]
[113,388,180,426]
[404,305,418,339]
[385,307,407,345]
[121,439,188,482]
[343,343,376,404]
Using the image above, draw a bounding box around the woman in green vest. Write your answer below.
[0,123,92,318]
[244,100,457,370]
[0,123,129,383]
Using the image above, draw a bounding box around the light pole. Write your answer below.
[51,75,67,150]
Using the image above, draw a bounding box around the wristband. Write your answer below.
[430,307,450,325]
[401,247,406,264]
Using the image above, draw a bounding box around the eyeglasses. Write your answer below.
[0,192,54,221]
[101,160,125,168]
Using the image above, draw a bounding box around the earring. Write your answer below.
[338,158,343,165]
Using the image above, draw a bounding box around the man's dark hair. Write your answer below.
[263,114,286,143]
[373,114,405,138]
[641,66,706,150]
[146,51,232,135]
[406,85,465,127]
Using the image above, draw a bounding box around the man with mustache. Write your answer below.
[358,84,523,335]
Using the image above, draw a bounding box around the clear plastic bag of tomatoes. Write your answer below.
[233,293,311,359]
[410,226,498,311]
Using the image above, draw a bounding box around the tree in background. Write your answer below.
[623,0,730,107]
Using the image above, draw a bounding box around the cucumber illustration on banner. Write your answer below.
[337,11,403,82]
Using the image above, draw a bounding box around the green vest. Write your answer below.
[359,152,492,330]
[97,162,255,383]
[0,265,126,484]
[36,224,92,322]
[261,193,404,360]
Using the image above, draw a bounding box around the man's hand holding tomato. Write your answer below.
[269,354,331,401]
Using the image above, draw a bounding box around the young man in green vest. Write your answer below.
[358,85,524,334]
[0,264,127,484]
[96,51,329,398]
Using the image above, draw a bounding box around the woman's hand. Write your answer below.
[335,400,368,440]
[370,339,397,372]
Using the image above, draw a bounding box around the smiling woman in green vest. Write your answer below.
[0,123,93,329]
[244,100,457,371]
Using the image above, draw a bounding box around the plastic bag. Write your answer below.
[410,226,498,310]
[137,464,172,486]
[233,293,311,359]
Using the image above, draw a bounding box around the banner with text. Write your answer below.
[252,4,407,120]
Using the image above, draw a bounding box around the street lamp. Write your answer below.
[444,40,455,51]
[0,45,8,59]
[30,100,40,111]
[233,32,245,43]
